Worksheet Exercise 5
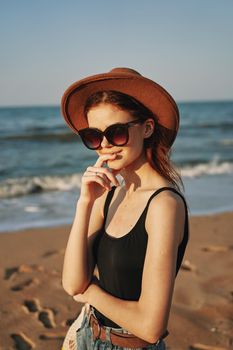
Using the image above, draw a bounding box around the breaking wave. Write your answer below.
[0,174,82,199]
[1,159,233,199]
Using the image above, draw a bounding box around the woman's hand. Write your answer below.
[80,154,120,203]
[73,277,100,304]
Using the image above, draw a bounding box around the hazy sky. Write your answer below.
[1,0,233,106]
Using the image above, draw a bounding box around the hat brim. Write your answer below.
[61,71,179,148]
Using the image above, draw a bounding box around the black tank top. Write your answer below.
[93,186,189,328]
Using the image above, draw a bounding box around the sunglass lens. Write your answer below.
[80,130,101,149]
[108,125,128,146]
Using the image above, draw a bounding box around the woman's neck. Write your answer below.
[119,160,164,197]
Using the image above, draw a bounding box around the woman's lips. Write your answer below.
[102,151,121,156]
[102,151,122,161]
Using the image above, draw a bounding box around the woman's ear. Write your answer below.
[144,119,155,139]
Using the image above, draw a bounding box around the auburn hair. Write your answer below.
[84,90,184,192]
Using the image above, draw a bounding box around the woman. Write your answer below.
[61,68,189,350]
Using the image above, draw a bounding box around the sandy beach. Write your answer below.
[0,212,232,350]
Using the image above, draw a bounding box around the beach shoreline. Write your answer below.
[0,211,232,350]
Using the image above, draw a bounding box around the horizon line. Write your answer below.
[0,98,233,109]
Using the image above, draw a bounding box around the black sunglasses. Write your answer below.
[78,119,144,150]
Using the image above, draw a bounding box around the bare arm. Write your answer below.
[74,191,185,343]
[62,153,120,296]
[62,196,104,295]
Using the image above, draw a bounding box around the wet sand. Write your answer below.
[0,212,232,350]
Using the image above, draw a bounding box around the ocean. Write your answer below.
[0,101,233,232]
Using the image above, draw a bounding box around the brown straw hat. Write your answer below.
[61,67,179,148]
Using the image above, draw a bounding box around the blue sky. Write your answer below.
[1,0,233,106]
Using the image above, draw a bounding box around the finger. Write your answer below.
[73,293,84,302]
[88,171,111,187]
[94,153,117,168]
[82,173,112,190]
[73,294,79,301]
[84,171,109,185]
[87,166,120,186]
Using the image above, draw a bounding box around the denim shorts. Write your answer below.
[76,307,166,350]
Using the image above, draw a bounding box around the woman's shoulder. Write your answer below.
[148,184,186,213]
[145,185,186,241]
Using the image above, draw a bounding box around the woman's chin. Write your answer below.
[107,161,124,173]
[107,158,120,166]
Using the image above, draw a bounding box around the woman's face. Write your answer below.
[87,103,152,172]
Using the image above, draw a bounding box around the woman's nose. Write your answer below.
[100,136,111,148]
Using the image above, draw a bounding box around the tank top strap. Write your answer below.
[103,186,117,225]
[139,187,189,246]
[103,186,189,229]
[145,186,188,210]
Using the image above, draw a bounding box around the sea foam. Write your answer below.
[180,160,233,178]
[0,174,82,198]
[0,159,233,199]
